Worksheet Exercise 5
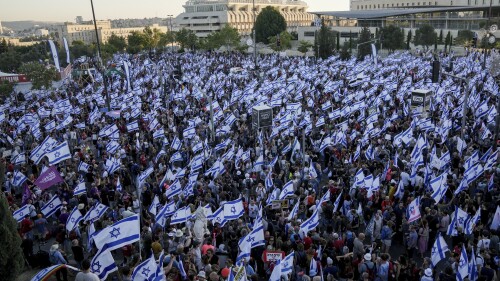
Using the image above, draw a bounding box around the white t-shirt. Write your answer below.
[75,271,100,281]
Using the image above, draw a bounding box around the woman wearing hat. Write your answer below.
[420,268,433,281]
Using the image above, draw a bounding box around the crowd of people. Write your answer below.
[1,48,500,281]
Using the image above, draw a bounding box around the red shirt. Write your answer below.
[303,236,313,250]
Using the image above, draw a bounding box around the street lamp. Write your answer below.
[489,51,500,149]
[167,15,174,52]
[89,0,110,111]
[252,0,258,70]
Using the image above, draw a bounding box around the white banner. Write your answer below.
[48,40,60,71]
[371,43,377,66]
[123,61,131,92]
[63,37,70,64]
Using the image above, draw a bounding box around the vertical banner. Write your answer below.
[63,37,70,64]
[48,40,60,71]
[123,61,131,92]
[371,43,377,66]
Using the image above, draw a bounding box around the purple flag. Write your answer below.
[22,183,32,205]
[34,166,64,190]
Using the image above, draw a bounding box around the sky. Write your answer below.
[0,0,349,22]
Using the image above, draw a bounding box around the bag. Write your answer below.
[364,262,375,280]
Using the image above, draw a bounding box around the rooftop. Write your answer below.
[184,0,308,6]
[311,5,498,19]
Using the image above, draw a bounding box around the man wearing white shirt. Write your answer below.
[400,170,410,186]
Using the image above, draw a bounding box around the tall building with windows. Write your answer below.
[351,0,493,10]
[175,0,315,37]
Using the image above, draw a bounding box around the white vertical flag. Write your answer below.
[63,37,70,64]
[48,40,60,71]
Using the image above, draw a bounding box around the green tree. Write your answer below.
[444,31,452,52]
[414,24,437,50]
[0,196,24,281]
[298,40,313,53]
[0,80,14,99]
[268,31,292,51]
[107,33,127,52]
[204,25,241,51]
[315,23,336,59]
[406,30,412,50]
[434,37,438,50]
[160,31,176,48]
[142,26,163,50]
[254,6,287,44]
[340,42,351,61]
[438,29,444,44]
[0,39,8,54]
[380,25,404,52]
[127,31,146,54]
[19,62,58,90]
[0,51,22,72]
[70,40,95,59]
[455,30,475,46]
[175,28,199,51]
[336,32,340,50]
[357,27,372,60]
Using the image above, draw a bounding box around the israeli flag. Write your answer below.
[153,128,164,139]
[116,177,122,192]
[137,167,154,187]
[300,208,319,235]
[281,143,292,155]
[333,191,343,213]
[155,201,176,227]
[41,195,62,218]
[280,251,295,275]
[210,206,227,226]
[126,120,139,132]
[365,144,374,160]
[171,136,182,151]
[279,180,295,200]
[12,153,26,165]
[447,206,470,236]
[239,222,265,249]
[170,206,193,225]
[66,207,83,232]
[106,141,120,154]
[192,142,203,154]
[44,120,56,132]
[321,100,332,111]
[484,150,498,171]
[12,170,28,187]
[93,214,140,252]
[464,150,479,170]
[78,161,89,173]
[223,198,245,221]
[488,174,494,192]
[56,115,73,130]
[73,182,86,196]
[457,245,469,281]
[183,126,196,139]
[12,204,32,222]
[99,124,119,138]
[319,190,330,205]
[83,203,109,223]
[406,197,421,223]
[269,260,282,281]
[90,249,117,280]
[465,208,481,235]
[491,206,500,231]
[45,141,72,166]
[30,136,57,164]
[431,233,449,266]
[131,253,158,281]
[315,116,325,127]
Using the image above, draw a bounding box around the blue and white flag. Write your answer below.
[491,205,500,230]
[279,180,294,200]
[30,136,57,164]
[78,161,89,173]
[138,167,154,187]
[12,153,26,165]
[469,247,478,281]
[126,120,139,132]
[431,233,449,266]
[45,141,72,166]
[488,174,494,192]
[12,204,32,222]
[83,203,109,223]
[224,198,245,221]
[210,206,227,226]
[40,195,62,218]
[155,201,176,227]
[239,222,265,249]
[90,249,117,280]
[131,253,157,281]
[457,245,469,281]
[465,208,481,235]
[319,190,331,205]
[106,140,120,154]
[300,208,319,235]
[254,155,265,169]
[148,195,160,216]
[153,128,164,139]
[447,206,470,236]
[269,260,282,281]
[333,191,343,213]
[66,207,83,232]
[165,179,182,198]
[281,251,295,275]
[171,136,182,151]
[12,170,28,187]
[364,144,374,160]
[73,182,86,196]
[116,177,122,192]
[407,197,421,223]
[45,120,56,132]
[93,214,140,252]
[170,206,193,225]
[56,115,73,130]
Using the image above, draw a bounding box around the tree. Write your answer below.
[357,27,372,60]
[445,31,452,52]
[127,31,146,54]
[315,23,336,59]
[107,33,127,52]
[19,62,58,90]
[438,29,444,44]
[0,39,8,54]
[254,6,287,44]
[0,51,22,72]
[142,26,163,50]
[175,28,198,51]
[380,25,404,52]
[455,30,475,46]
[414,24,437,50]
[0,196,24,281]
[70,40,95,59]
[0,80,14,99]
[160,31,176,48]
[298,40,313,53]
[340,42,351,61]
[268,31,292,51]
[204,25,241,51]
[336,32,340,50]
[406,30,412,50]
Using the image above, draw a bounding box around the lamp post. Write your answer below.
[252,0,258,70]
[167,15,174,52]
[89,0,110,111]
[483,0,494,69]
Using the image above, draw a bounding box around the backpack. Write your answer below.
[363,262,375,280]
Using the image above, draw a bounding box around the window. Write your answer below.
[304,31,315,37]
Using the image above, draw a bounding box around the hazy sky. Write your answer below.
[0,0,349,22]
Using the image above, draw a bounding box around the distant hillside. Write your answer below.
[2,21,62,31]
